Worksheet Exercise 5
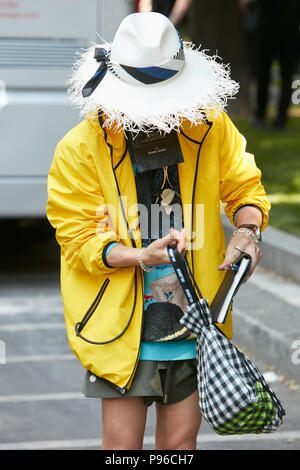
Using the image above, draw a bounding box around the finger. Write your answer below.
[176,227,186,243]
[160,228,177,248]
[218,238,252,271]
[217,253,239,271]
[217,263,231,271]
[243,264,255,283]
[171,228,182,242]
[244,252,262,282]
[177,228,187,254]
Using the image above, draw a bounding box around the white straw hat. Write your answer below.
[68,12,239,133]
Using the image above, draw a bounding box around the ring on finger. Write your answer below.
[234,246,245,254]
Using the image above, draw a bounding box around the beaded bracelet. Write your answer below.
[232,228,258,244]
[137,248,154,272]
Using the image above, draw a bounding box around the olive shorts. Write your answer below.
[83,359,198,406]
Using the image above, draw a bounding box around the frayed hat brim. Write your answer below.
[67,42,239,133]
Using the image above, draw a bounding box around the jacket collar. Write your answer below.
[89,112,128,169]
[91,112,213,171]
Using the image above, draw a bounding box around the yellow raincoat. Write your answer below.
[47,111,270,392]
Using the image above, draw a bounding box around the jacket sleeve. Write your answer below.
[219,112,271,231]
[47,138,120,275]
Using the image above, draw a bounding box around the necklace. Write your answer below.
[154,166,180,215]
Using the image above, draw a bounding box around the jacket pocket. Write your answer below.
[75,278,110,344]
[74,269,138,345]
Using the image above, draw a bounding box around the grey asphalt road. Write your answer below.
[0,219,299,450]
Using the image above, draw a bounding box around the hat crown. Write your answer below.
[110,12,180,67]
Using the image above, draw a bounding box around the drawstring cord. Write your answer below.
[163,361,173,404]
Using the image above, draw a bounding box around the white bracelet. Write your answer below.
[137,249,154,272]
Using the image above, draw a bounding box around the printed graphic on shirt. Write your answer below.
[142,265,190,342]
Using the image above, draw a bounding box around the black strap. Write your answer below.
[184,254,204,302]
[167,245,202,306]
[82,48,109,98]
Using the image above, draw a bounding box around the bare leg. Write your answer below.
[155,391,202,450]
[101,396,148,450]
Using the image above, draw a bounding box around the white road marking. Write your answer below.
[0,297,63,315]
[0,323,65,331]
[6,353,75,363]
[0,430,299,450]
[0,392,84,403]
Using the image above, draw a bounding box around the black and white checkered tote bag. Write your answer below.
[167,246,286,435]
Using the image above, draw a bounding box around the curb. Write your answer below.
[222,216,300,382]
[233,307,300,383]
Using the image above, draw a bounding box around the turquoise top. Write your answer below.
[140,338,196,361]
[105,239,196,362]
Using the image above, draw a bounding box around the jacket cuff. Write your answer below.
[233,204,264,225]
[102,241,120,268]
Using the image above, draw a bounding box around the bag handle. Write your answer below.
[167,245,202,306]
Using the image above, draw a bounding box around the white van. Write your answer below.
[0,0,133,217]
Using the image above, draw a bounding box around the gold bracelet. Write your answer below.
[137,248,154,272]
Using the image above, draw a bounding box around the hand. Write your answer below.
[143,228,188,266]
[217,231,262,282]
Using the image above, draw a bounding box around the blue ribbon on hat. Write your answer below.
[119,64,178,84]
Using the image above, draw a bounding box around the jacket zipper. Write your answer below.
[180,119,213,274]
[76,278,110,334]
[99,112,141,394]
[111,146,142,394]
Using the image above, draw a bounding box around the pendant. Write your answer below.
[161,189,175,215]
[161,189,175,205]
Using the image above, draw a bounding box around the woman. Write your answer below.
[47,12,270,450]
[137,0,193,26]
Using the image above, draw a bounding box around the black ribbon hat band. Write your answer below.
[82,48,109,98]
